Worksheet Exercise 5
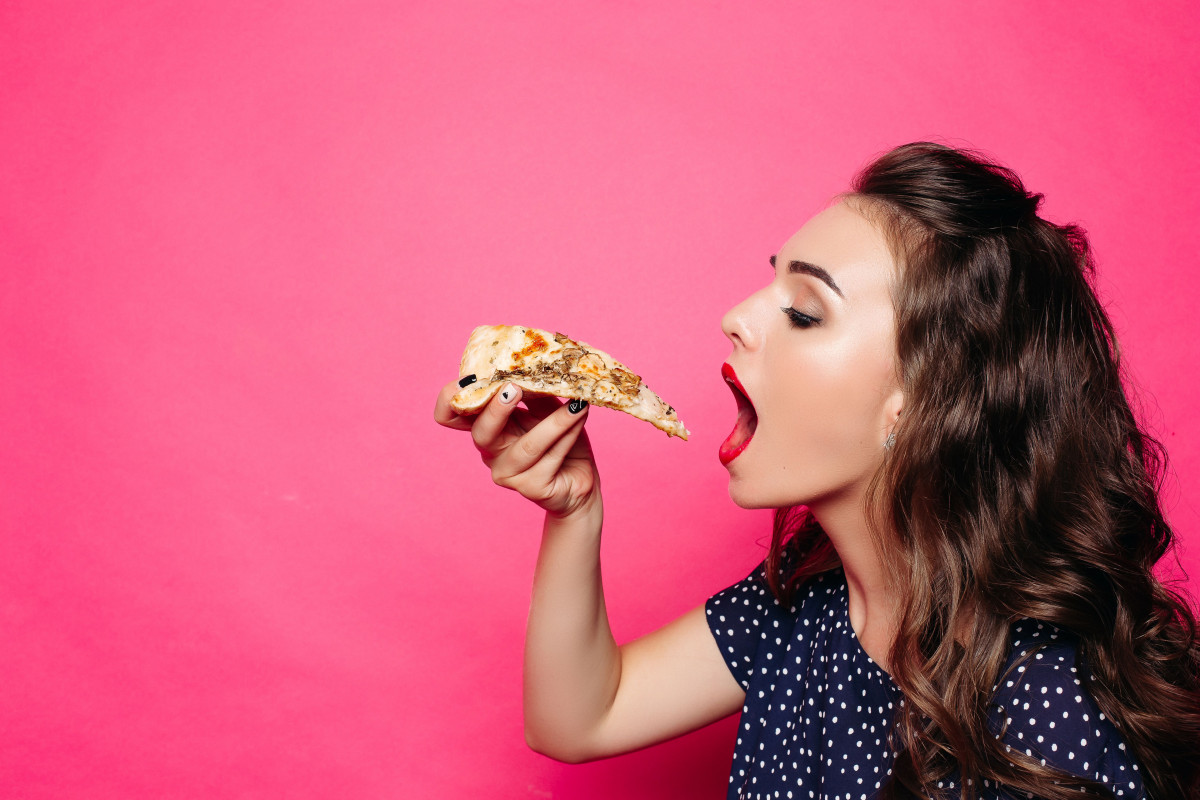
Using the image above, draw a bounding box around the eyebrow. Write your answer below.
[769,255,844,298]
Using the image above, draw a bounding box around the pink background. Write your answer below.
[3,2,1198,797]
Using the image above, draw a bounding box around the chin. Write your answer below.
[727,477,789,510]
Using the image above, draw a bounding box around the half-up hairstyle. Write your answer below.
[766,142,1200,799]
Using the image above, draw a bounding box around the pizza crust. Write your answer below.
[450,325,689,440]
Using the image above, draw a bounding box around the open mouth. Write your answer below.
[719,363,757,466]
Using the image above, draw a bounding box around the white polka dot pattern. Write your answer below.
[705,564,1145,799]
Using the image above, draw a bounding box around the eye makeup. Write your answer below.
[781,307,822,329]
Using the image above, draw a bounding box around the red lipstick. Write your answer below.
[719,363,758,466]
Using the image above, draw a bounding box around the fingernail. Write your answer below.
[500,383,517,403]
[568,399,588,414]
[458,374,478,388]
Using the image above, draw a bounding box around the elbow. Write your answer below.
[524,724,596,764]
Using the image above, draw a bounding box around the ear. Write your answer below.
[882,386,904,438]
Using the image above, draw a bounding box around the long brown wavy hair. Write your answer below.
[764,142,1200,799]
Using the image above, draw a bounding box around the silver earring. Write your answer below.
[884,432,896,450]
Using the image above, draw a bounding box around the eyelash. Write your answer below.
[782,307,821,329]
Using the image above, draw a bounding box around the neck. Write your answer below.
[810,494,901,672]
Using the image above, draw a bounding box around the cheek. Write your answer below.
[765,338,894,447]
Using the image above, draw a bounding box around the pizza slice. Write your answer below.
[450,324,689,440]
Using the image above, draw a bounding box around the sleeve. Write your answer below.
[704,560,792,691]
[987,629,1146,799]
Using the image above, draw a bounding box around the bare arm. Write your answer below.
[434,379,744,762]
[523,503,744,762]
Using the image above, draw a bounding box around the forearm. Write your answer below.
[522,495,620,762]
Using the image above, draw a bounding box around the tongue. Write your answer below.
[720,405,758,463]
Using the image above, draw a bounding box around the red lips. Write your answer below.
[719,363,757,465]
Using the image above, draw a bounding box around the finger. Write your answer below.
[508,407,546,436]
[493,400,590,480]
[434,378,478,431]
[470,383,524,454]
[522,404,590,482]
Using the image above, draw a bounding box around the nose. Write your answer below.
[721,291,763,351]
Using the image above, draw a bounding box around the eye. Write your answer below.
[782,307,821,329]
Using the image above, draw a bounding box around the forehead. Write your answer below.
[778,200,897,300]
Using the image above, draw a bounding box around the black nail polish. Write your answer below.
[458,374,477,388]
[568,399,587,414]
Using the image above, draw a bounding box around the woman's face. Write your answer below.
[720,199,904,511]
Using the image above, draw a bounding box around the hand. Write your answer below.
[434,379,601,519]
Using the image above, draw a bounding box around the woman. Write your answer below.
[434,143,1200,799]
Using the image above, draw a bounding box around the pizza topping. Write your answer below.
[491,338,640,408]
[511,329,551,362]
[451,324,688,439]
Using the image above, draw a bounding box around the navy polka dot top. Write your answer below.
[705,564,1145,800]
